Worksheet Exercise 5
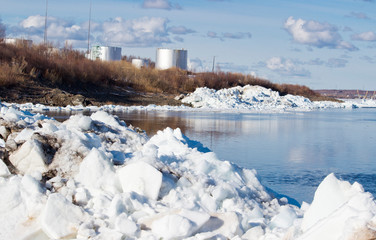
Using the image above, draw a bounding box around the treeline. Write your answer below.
[0,42,330,101]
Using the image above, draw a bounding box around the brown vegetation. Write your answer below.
[0,42,334,105]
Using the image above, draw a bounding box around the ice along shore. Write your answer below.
[1,94,376,239]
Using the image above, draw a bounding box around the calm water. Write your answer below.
[47,108,376,204]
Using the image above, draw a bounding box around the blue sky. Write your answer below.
[1,0,376,90]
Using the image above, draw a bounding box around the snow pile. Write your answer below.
[1,102,376,239]
[181,85,375,111]
[3,85,376,114]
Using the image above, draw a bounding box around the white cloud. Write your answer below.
[306,58,348,68]
[207,31,252,40]
[168,26,195,35]
[352,31,376,41]
[326,58,348,68]
[10,15,87,46]
[142,0,180,10]
[207,31,218,38]
[10,15,173,48]
[284,16,358,51]
[266,57,310,77]
[20,15,47,29]
[100,17,171,47]
[346,12,370,19]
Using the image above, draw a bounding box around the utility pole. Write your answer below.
[87,0,92,55]
[212,56,216,72]
[44,0,48,45]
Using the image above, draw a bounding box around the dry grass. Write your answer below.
[0,42,331,101]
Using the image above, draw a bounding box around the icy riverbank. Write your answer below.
[181,85,376,111]
[1,102,376,239]
[4,85,376,114]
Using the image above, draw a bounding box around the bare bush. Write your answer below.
[0,43,329,101]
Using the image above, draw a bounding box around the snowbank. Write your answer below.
[1,102,376,239]
[4,85,376,114]
[181,85,372,111]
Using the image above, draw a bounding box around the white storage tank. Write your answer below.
[174,49,188,70]
[156,48,188,70]
[132,59,148,69]
[156,48,174,70]
[89,46,121,61]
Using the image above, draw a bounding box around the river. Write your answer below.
[46,108,376,204]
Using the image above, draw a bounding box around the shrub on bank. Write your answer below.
[0,42,328,101]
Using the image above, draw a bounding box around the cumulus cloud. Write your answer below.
[142,0,181,10]
[207,31,252,40]
[284,16,358,51]
[20,15,47,29]
[9,15,175,48]
[100,17,171,47]
[168,26,195,35]
[266,57,310,77]
[9,15,87,46]
[352,31,376,41]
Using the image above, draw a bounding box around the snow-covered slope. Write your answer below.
[1,103,376,239]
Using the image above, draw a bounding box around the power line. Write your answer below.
[44,0,48,45]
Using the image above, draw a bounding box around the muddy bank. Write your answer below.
[1,79,182,107]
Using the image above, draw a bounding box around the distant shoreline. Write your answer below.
[315,89,376,99]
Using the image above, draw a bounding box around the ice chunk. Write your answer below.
[0,159,11,177]
[75,148,120,194]
[299,173,376,240]
[14,128,35,143]
[144,209,210,239]
[301,173,356,230]
[269,205,297,229]
[0,125,10,140]
[117,161,162,200]
[9,139,48,174]
[40,193,86,239]
[91,111,125,129]
[151,214,194,239]
[242,226,265,240]
[115,213,139,236]
[196,212,243,239]
[64,115,92,131]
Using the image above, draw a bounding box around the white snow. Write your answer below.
[181,85,376,111]
[1,97,376,239]
[4,85,376,114]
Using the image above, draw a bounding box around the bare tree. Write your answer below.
[0,18,5,42]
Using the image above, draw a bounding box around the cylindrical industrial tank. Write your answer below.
[174,49,188,70]
[132,59,148,69]
[156,48,174,70]
[101,46,121,61]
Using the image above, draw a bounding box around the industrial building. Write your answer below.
[88,45,122,61]
[4,38,33,47]
[155,48,188,70]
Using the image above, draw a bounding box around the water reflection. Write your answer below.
[44,109,376,203]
